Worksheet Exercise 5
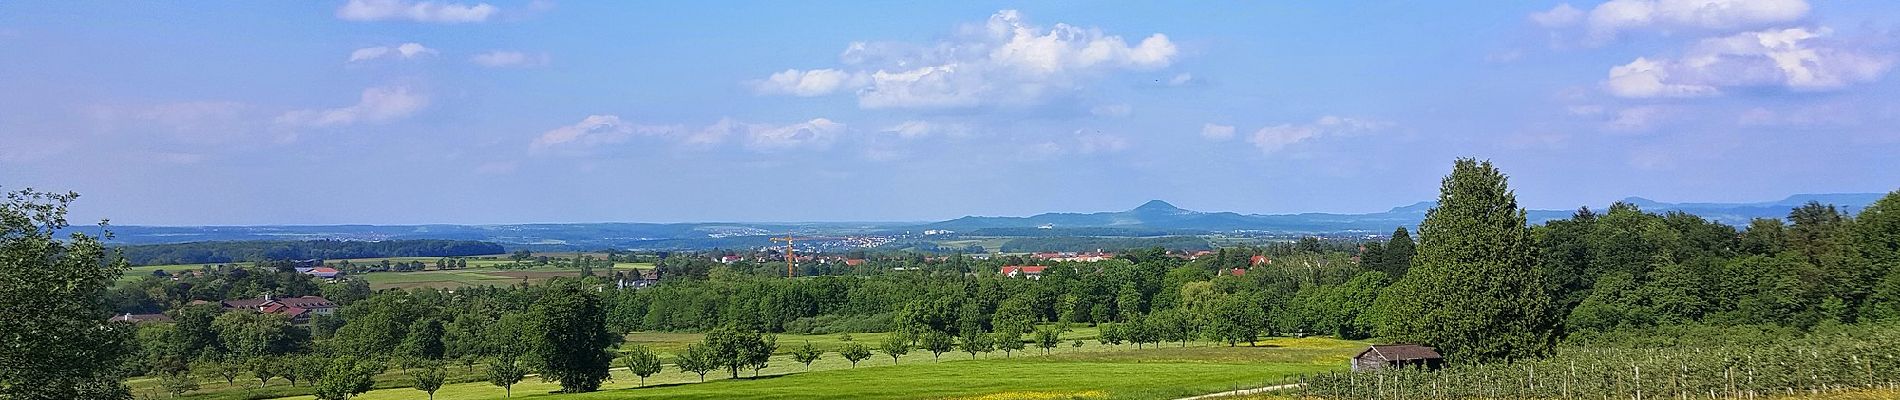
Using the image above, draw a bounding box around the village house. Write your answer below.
[216,294,338,325]
[1350,344,1445,372]
[300,267,341,279]
[1000,265,1047,279]
[618,268,662,289]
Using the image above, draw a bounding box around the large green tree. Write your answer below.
[0,189,135,399]
[1855,191,1900,320]
[1374,159,1557,362]
[1380,227,1416,277]
[530,281,616,393]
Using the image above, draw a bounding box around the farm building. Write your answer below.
[1351,344,1444,372]
[999,265,1047,279]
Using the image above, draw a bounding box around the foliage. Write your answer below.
[674,344,717,382]
[0,189,135,399]
[531,280,617,393]
[1305,323,1900,399]
[839,342,873,368]
[1375,158,1557,363]
[879,334,912,364]
[921,330,956,360]
[411,363,447,400]
[312,356,376,400]
[791,341,824,371]
[486,356,527,398]
[620,345,665,385]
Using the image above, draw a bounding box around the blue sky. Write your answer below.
[2,1,1897,225]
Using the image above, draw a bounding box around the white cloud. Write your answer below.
[752,69,867,96]
[336,0,497,23]
[1604,57,1719,98]
[1603,28,1893,98]
[530,115,648,152]
[1199,123,1235,140]
[1245,116,1387,154]
[471,50,550,68]
[1531,3,1584,28]
[275,86,428,128]
[348,42,436,63]
[1580,0,1809,43]
[1168,73,1195,86]
[881,120,967,139]
[743,118,846,151]
[530,115,848,155]
[754,9,1180,110]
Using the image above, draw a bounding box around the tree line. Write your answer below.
[114,239,504,266]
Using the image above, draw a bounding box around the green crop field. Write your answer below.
[251,335,1363,400]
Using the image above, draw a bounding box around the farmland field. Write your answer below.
[256,335,1364,400]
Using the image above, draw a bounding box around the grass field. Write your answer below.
[254,334,1364,400]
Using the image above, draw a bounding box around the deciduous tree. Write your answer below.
[620,345,664,386]
[0,189,136,399]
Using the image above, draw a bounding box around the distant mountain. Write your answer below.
[83,193,1888,250]
[921,193,1888,233]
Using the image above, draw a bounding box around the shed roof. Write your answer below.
[1359,344,1443,361]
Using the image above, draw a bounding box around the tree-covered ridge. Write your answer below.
[113,239,505,265]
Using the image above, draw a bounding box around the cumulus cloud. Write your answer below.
[336,0,497,23]
[1604,57,1719,98]
[881,120,967,139]
[1603,28,1893,98]
[348,42,436,63]
[1245,116,1387,154]
[1579,0,1810,43]
[530,115,649,152]
[530,115,848,155]
[1531,3,1585,28]
[1199,123,1235,140]
[751,9,1179,110]
[471,50,550,68]
[752,69,867,96]
[275,86,428,128]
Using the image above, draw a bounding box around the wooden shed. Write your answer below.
[1351,344,1444,372]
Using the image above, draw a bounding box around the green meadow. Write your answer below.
[249,335,1363,400]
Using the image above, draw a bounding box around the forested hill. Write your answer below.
[113,239,505,265]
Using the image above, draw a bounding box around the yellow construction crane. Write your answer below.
[769,236,799,278]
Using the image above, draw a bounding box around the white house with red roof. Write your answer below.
[999,265,1048,279]
[220,294,337,325]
